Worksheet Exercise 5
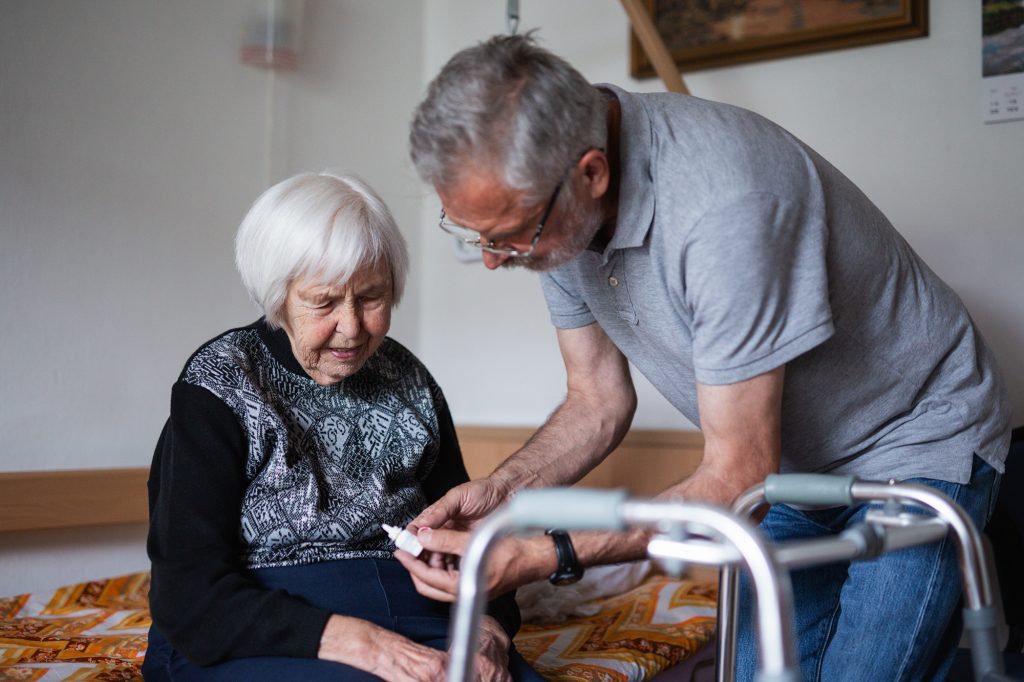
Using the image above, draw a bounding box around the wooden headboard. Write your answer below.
[0,427,703,534]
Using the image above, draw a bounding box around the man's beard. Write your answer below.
[502,189,606,272]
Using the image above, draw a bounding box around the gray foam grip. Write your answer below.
[506,488,628,530]
[763,474,856,507]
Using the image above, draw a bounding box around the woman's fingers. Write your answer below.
[394,549,459,601]
[376,637,448,682]
[318,616,447,681]
[396,531,553,601]
[469,616,513,682]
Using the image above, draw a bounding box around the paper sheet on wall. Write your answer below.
[983,1,1024,124]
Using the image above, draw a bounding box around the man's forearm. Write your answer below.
[568,437,780,572]
[488,389,634,495]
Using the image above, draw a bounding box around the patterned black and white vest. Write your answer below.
[182,326,447,568]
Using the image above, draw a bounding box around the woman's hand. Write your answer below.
[318,614,447,681]
[396,531,557,602]
[466,616,513,682]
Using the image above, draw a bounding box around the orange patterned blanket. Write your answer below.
[515,576,717,682]
[0,573,150,681]
[0,573,716,682]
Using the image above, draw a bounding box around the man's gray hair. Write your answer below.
[410,33,607,205]
[235,172,408,328]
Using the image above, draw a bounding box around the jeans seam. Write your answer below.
[372,559,394,620]
[814,598,843,682]
[894,532,950,681]
[895,462,980,682]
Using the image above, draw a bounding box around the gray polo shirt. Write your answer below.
[540,84,1010,483]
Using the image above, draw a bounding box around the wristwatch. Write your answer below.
[546,529,584,586]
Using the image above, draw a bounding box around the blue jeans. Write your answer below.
[735,457,1001,682]
[143,559,543,681]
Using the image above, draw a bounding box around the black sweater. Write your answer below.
[147,320,517,665]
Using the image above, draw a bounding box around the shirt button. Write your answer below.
[608,276,619,287]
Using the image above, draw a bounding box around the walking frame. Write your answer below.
[715,474,1012,682]
[446,488,799,682]
[445,476,1012,682]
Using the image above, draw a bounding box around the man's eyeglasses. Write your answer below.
[438,180,564,258]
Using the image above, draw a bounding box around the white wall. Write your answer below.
[273,0,426,342]
[0,0,424,476]
[416,0,1024,431]
[0,0,424,593]
[1,1,261,475]
[2,0,1021,592]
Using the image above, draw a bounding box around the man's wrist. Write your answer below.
[485,465,523,500]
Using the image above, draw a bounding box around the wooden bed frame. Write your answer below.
[0,427,704,534]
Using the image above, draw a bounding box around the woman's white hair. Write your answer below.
[235,172,409,328]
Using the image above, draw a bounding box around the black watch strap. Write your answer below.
[546,529,584,586]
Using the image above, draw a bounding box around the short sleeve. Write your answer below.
[539,269,595,329]
[684,192,834,384]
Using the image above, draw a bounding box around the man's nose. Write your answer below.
[482,251,510,270]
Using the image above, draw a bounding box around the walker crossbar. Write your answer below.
[715,476,1011,682]
[447,488,800,682]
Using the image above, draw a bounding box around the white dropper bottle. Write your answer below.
[382,523,424,557]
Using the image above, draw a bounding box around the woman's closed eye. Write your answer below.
[359,295,387,308]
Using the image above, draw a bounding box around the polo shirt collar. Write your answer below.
[595,83,655,263]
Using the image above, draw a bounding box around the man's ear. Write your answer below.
[577,148,610,199]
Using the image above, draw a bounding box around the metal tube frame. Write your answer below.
[716,479,1004,682]
[447,499,800,682]
[447,507,514,682]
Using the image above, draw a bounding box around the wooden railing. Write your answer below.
[0,428,703,533]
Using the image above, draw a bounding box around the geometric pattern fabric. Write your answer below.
[0,572,716,681]
[0,573,150,681]
[515,576,717,682]
[184,330,444,568]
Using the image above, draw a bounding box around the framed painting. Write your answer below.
[630,0,929,77]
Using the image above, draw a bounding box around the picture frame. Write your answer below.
[629,0,929,77]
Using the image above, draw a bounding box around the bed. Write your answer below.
[0,427,718,682]
[0,569,717,682]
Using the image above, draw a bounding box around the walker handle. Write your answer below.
[506,488,629,530]
[763,474,856,507]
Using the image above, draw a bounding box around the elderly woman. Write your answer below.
[143,173,540,681]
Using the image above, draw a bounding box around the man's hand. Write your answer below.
[410,478,510,536]
[394,529,556,602]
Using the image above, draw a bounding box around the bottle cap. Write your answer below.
[381,523,423,557]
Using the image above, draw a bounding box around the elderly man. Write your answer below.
[400,34,1010,680]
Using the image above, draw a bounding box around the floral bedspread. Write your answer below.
[0,572,715,682]
[0,573,149,681]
